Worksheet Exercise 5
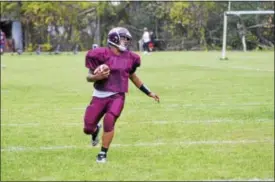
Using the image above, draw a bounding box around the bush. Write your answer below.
[40,43,52,51]
[26,43,34,52]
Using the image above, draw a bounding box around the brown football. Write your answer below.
[94,64,110,74]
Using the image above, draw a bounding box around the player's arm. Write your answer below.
[129,73,160,103]
[86,70,97,82]
[85,49,110,82]
[129,72,143,88]
[86,69,109,82]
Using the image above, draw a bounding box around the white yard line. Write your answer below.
[191,64,274,72]
[1,102,273,112]
[1,119,273,127]
[165,102,273,108]
[1,123,41,126]
[231,66,274,72]
[71,102,273,110]
[1,90,9,92]
[200,178,274,181]
[1,139,273,152]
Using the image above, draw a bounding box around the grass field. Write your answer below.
[1,51,274,181]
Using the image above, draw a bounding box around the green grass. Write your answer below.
[1,51,274,181]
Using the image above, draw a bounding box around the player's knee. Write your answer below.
[83,125,97,135]
[83,119,97,135]
[103,112,117,132]
[83,128,91,135]
[83,106,98,135]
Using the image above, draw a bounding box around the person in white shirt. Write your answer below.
[142,27,151,54]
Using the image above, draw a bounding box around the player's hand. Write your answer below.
[148,92,160,103]
[94,70,110,80]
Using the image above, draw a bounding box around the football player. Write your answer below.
[84,27,160,163]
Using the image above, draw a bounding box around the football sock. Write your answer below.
[92,125,99,140]
[101,146,108,154]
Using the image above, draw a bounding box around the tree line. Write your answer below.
[1,1,274,51]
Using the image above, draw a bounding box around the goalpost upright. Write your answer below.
[220,10,274,60]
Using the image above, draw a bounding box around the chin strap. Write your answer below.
[108,40,127,51]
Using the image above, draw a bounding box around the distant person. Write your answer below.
[149,31,156,52]
[6,38,15,54]
[142,27,151,54]
[0,29,6,55]
[150,31,156,43]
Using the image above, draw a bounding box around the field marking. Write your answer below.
[164,102,273,108]
[1,101,273,112]
[1,119,273,127]
[231,66,274,72]
[188,64,274,72]
[201,178,274,181]
[70,102,273,110]
[1,91,272,97]
[1,139,273,152]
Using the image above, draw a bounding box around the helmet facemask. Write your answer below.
[118,36,131,51]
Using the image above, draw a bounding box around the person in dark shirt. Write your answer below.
[0,29,6,55]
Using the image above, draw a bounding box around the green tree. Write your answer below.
[170,2,216,50]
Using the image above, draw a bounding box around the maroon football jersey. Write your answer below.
[85,47,141,93]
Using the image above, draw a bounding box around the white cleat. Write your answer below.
[96,152,107,163]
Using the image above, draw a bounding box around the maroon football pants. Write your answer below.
[83,93,125,134]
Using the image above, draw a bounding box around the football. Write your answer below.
[94,64,110,74]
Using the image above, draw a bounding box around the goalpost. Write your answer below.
[221,10,275,60]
